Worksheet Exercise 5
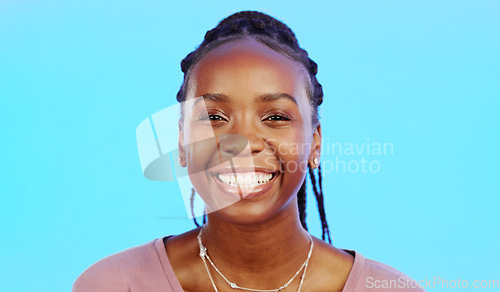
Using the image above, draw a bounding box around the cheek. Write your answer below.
[183,122,219,175]
[272,131,312,173]
[184,129,220,207]
[187,140,214,174]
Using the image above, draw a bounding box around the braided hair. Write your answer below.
[180,11,332,244]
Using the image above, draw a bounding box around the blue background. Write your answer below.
[1,0,498,291]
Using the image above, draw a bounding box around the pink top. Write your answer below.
[73,237,425,291]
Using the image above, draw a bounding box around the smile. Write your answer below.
[216,172,276,189]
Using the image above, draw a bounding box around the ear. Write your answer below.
[178,121,187,167]
[308,124,322,169]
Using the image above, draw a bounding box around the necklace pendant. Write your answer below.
[199,246,207,258]
[230,282,238,289]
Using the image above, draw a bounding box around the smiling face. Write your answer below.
[178,38,321,224]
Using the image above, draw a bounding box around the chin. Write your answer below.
[208,195,296,226]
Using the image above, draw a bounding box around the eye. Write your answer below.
[262,112,293,124]
[265,114,291,121]
[197,111,228,125]
[207,114,225,121]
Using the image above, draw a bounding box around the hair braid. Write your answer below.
[317,165,331,243]
[297,178,307,230]
[308,165,332,243]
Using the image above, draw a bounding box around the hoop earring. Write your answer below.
[190,188,207,227]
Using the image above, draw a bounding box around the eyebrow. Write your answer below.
[192,93,230,108]
[256,93,297,105]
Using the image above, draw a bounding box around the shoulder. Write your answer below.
[345,251,425,292]
[72,238,165,292]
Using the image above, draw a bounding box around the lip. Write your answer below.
[209,167,280,200]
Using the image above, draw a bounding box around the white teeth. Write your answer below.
[217,172,274,188]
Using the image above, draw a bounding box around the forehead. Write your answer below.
[190,38,308,99]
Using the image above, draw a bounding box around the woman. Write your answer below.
[74,11,423,292]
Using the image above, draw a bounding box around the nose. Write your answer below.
[217,122,266,158]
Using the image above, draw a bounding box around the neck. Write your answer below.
[200,203,311,278]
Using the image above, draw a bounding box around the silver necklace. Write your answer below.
[197,225,314,292]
